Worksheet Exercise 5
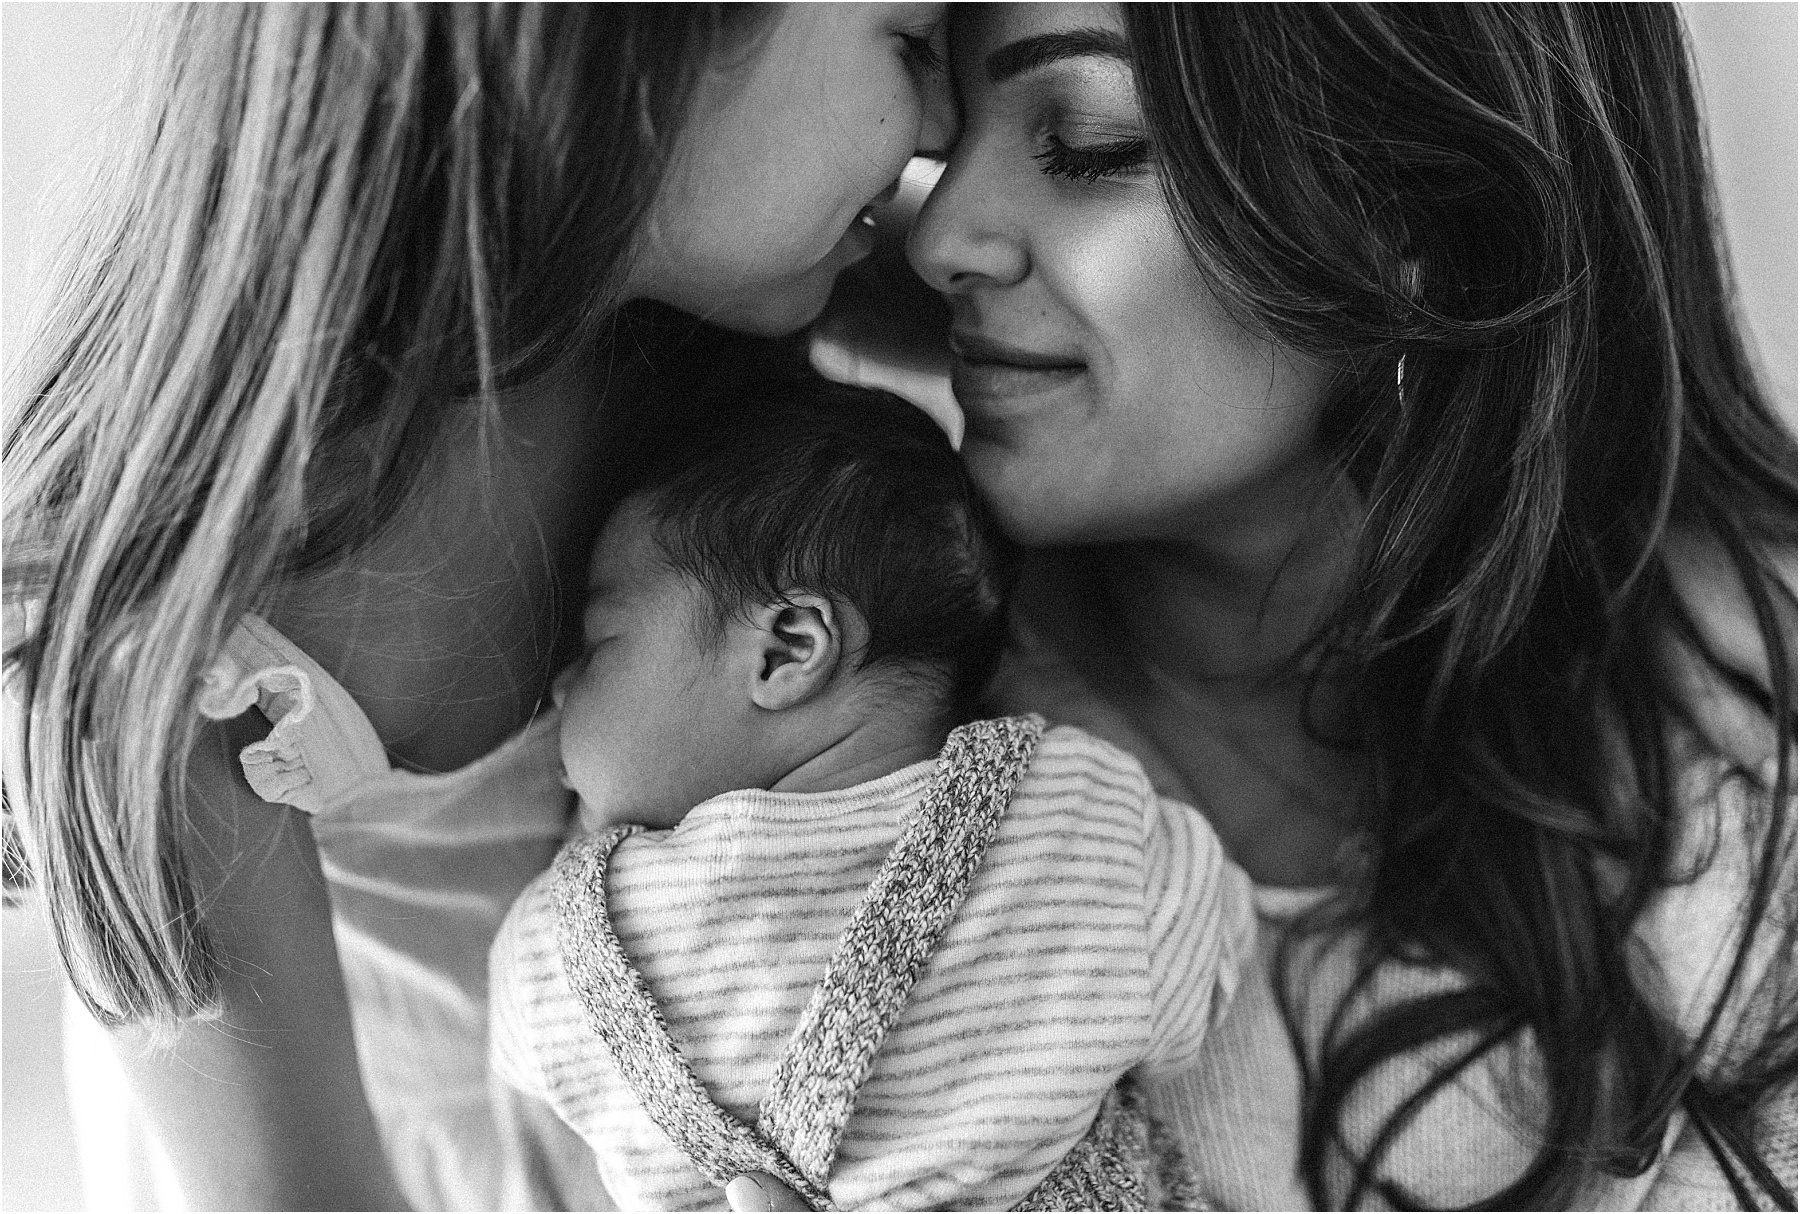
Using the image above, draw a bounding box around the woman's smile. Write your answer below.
[908,2,1336,546]
[949,328,1088,427]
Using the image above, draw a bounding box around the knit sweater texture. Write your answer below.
[489,723,1255,1210]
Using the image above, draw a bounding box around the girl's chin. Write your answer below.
[716,278,837,337]
[833,210,879,265]
[749,244,883,335]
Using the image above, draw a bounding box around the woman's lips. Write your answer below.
[949,332,1086,412]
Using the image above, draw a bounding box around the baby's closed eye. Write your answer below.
[550,659,587,709]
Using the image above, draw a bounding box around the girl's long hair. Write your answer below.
[3,4,739,1025]
[1127,4,1796,1207]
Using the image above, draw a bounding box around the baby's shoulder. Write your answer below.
[1007,720,1159,828]
[490,855,567,998]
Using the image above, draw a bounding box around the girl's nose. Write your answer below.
[905,152,1029,296]
[915,53,959,158]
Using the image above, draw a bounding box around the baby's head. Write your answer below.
[559,362,1013,828]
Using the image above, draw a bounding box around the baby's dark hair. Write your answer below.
[618,354,1014,720]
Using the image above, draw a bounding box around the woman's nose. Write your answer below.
[905,152,1029,296]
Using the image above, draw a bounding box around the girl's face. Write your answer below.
[629,3,956,336]
[907,4,1337,547]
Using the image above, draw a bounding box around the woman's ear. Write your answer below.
[747,594,843,711]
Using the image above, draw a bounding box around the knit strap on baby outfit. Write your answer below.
[552,714,1046,1211]
[554,822,829,1205]
[758,714,1047,1186]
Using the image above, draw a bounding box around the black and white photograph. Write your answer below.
[3,4,1795,1211]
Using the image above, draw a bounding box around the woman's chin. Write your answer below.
[963,450,1092,548]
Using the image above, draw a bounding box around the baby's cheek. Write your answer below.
[556,694,609,802]
[550,659,585,710]
[573,793,606,834]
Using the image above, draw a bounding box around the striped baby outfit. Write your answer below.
[490,720,1254,1210]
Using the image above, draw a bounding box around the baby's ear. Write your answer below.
[747,593,844,711]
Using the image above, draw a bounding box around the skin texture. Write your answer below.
[730,8,1365,1207]
[728,1171,815,1212]
[906,3,1336,551]
[907,3,1366,888]
[114,715,407,1212]
[737,7,1796,1209]
[130,9,959,1209]
[557,498,945,829]
[629,3,958,336]
[558,498,796,828]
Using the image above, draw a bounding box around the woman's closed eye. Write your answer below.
[1034,132,1150,182]
[1036,133,1144,181]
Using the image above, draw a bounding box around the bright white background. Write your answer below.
[3,5,1795,1210]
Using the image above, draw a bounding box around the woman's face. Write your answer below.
[629,3,956,336]
[907,4,1337,547]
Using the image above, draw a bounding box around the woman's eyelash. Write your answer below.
[899,33,944,75]
[1034,135,1150,183]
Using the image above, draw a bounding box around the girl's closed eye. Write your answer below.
[582,590,622,643]
[897,30,944,76]
[891,6,947,79]
[579,635,619,663]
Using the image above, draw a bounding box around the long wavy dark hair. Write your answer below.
[2,4,753,1027]
[1126,4,1796,1207]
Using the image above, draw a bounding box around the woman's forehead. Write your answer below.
[953,2,1124,61]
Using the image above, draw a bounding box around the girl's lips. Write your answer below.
[832,208,878,265]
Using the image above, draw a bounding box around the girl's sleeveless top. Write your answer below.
[196,615,574,1211]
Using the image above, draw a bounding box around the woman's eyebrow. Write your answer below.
[984,29,1131,84]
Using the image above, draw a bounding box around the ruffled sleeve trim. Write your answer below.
[196,617,392,814]
[198,649,324,813]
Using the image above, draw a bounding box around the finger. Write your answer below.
[809,331,964,450]
[724,1172,813,1212]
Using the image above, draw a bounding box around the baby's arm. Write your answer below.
[110,714,407,1210]
[1141,794,1258,1073]
[488,878,618,1211]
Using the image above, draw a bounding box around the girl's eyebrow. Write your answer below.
[985,29,1130,84]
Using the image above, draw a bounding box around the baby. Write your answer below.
[488,360,1254,1211]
